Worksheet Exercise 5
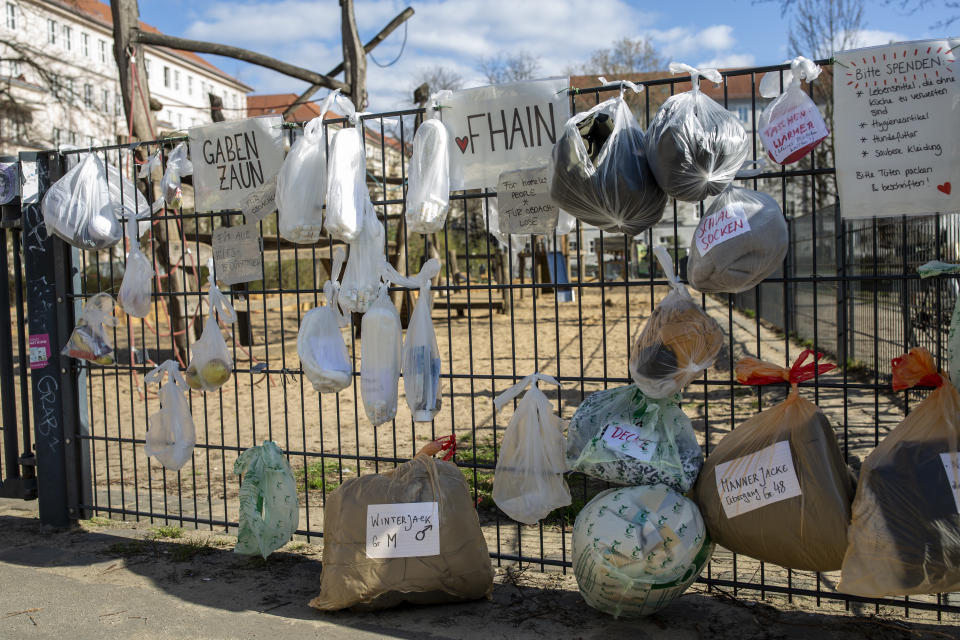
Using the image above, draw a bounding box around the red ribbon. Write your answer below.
[741,350,836,386]
[434,434,456,461]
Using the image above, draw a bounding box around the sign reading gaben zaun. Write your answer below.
[189,115,284,213]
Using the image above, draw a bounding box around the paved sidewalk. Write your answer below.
[0,499,956,640]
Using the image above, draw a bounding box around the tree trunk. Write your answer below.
[340,0,367,110]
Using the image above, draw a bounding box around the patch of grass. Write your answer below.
[106,539,151,556]
[169,538,214,562]
[295,459,344,493]
[83,516,116,528]
[284,541,311,552]
[149,526,184,540]
[459,435,497,510]
[741,307,756,319]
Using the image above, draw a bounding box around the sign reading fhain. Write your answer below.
[189,116,284,213]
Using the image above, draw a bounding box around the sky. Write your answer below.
[137,0,954,111]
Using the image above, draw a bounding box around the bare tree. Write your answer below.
[479,51,540,84]
[571,37,664,77]
[410,65,464,96]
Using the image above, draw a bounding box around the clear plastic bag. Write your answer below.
[139,142,193,212]
[758,56,829,165]
[277,91,340,244]
[566,384,702,492]
[62,292,118,365]
[694,351,856,572]
[338,202,385,314]
[107,153,151,222]
[492,373,570,524]
[298,247,351,393]
[555,209,576,236]
[42,153,122,250]
[687,185,788,294]
[645,63,748,202]
[629,247,723,398]
[234,440,300,559]
[406,94,451,234]
[185,264,237,392]
[361,283,402,426]
[324,94,369,242]
[550,87,666,236]
[143,360,196,471]
[117,217,154,318]
[840,348,960,596]
[383,258,443,422]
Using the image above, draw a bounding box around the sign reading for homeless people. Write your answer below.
[440,77,572,190]
[189,116,285,213]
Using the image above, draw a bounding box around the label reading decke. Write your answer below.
[366,502,440,559]
[601,423,657,462]
[695,202,751,256]
[715,441,802,518]
[941,452,960,513]
[760,105,829,164]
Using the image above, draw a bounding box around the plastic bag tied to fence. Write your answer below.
[185,263,237,392]
[645,63,749,202]
[758,56,829,165]
[686,185,788,294]
[406,90,452,235]
[338,202,386,314]
[629,246,723,398]
[62,292,118,365]
[550,82,667,236]
[117,216,155,318]
[840,347,960,597]
[572,484,714,618]
[233,440,299,559]
[143,360,196,471]
[492,373,571,524]
[108,151,152,222]
[139,142,193,212]
[297,247,352,393]
[310,436,494,611]
[42,153,122,250]
[361,281,402,426]
[383,258,443,422]
[277,90,341,244]
[566,384,702,492]
[694,351,857,571]
[324,93,374,242]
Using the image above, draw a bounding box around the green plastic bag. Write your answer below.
[233,441,299,558]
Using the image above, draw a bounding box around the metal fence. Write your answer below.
[5,61,960,622]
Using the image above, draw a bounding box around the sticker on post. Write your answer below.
[601,424,657,462]
[497,166,559,234]
[941,452,960,513]
[760,106,829,164]
[715,440,802,518]
[366,501,440,559]
[29,333,50,369]
[212,222,263,285]
[695,202,751,256]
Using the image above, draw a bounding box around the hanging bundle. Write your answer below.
[297,247,351,393]
[324,93,371,242]
[629,246,723,398]
[117,216,154,318]
[42,153,122,250]
[406,91,451,235]
[143,360,196,471]
[108,151,152,222]
[360,281,402,426]
[492,373,570,524]
[694,351,856,571]
[139,142,193,212]
[62,292,118,365]
[645,63,748,202]
[185,262,237,391]
[234,440,300,559]
[758,56,829,165]
[338,202,385,314]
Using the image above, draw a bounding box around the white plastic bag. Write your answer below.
[117,217,154,318]
[298,247,351,393]
[758,56,829,165]
[492,373,570,524]
[361,283,402,426]
[324,93,370,242]
[383,258,443,422]
[62,292,118,365]
[143,360,196,471]
[185,263,237,392]
[278,91,340,244]
[42,153,122,250]
[406,92,451,234]
[338,202,385,314]
[139,143,193,212]
[555,209,576,236]
[107,153,152,221]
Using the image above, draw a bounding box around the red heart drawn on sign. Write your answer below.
[455,136,469,153]
[938,182,952,195]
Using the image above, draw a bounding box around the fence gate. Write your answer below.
[10,62,960,622]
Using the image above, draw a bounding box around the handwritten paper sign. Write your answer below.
[941,453,960,513]
[759,104,829,164]
[365,501,440,559]
[440,77,571,190]
[212,223,262,285]
[834,39,960,218]
[694,202,751,256]
[496,166,559,234]
[714,441,802,518]
[601,424,656,462]
[190,116,284,213]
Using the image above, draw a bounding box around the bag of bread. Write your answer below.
[629,246,723,398]
[310,436,494,611]
[184,262,237,392]
[840,348,960,597]
[694,351,856,571]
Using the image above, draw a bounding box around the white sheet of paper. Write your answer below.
[694,202,750,256]
[496,166,559,234]
[715,441,802,518]
[834,39,960,218]
[212,222,262,285]
[940,452,960,514]
[601,424,657,462]
[365,501,440,559]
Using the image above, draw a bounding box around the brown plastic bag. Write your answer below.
[694,351,856,571]
[840,348,960,597]
[309,436,494,611]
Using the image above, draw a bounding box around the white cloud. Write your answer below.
[697,52,756,69]
[648,24,738,59]
[837,29,911,51]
